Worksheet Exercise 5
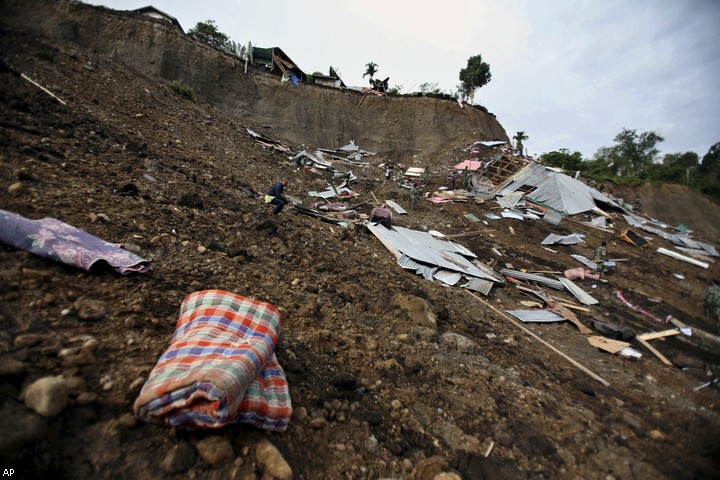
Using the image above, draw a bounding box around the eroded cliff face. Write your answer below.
[0,0,509,153]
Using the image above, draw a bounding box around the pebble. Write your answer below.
[309,417,328,429]
[74,298,107,321]
[13,334,48,349]
[129,377,146,392]
[293,406,308,422]
[62,348,97,368]
[364,435,379,453]
[8,181,24,196]
[291,278,300,286]
[76,392,98,405]
[0,357,25,376]
[118,413,139,428]
[123,242,141,254]
[196,436,234,465]
[255,440,293,480]
[82,338,99,351]
[649,430,666,441]
[23,376,69,417]
[161,441,196,473]
[64,376,87,395]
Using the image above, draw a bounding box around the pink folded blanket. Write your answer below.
[0,209,149,274]
[134,290,292,431]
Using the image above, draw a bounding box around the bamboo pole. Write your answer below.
[20,73,66,105]
[466,290,610,387]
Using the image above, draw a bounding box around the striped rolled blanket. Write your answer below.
[134,290,292,431]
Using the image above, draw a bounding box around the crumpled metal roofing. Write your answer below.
[500,269,565,290]
[558,277,599,305]
[541,233,584,245]
[463,278,495,295]
[497,162,623,215]
[506,310,565,323]
[370,225,501,283]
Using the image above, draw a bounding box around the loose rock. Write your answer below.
[23,376,69,417]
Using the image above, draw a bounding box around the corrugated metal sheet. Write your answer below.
[571,254,597,270]
[696,241,719,257]
[397,254,421,270]
[541,233,584,245]
[497,192,525,209]
[506,310,565,323]
[500,269,564,290]
[623,214,644,227]
[498,161,623,215]
[434,269,462,286]
[559,277,599,305]
[370,225,503,283]
[542,209,563,225]
[463,278,494,295]
[385,200,407,215]
[591,216,607,228]
[397,255,437,280]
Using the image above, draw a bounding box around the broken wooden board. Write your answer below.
[637,329,680,341]
[588,336,629,354]
[637,337,673,366]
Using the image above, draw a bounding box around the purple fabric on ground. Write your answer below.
[0,209,150,274]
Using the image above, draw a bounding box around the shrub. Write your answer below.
[165,80,195,101]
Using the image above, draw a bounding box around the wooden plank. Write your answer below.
[466,290,610,387]
[588,336,629,354]
[637,330,680,341]
[637,337,673,366]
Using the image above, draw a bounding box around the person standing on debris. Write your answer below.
[461,166,472,190]
[450,171,459,190]
[410,184,420,210]
[593,241,608,276]
[703,279,720,327]
[265,179,289,215]
[421,167,430,186]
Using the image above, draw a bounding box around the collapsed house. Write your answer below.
[248,45,307,85]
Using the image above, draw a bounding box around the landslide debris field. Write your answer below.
[2,5,720,480]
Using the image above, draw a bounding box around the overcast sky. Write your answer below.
[85,0,720,160]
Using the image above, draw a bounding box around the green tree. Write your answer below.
[695,142,720,199]
[419,82,441,94]
[592,128,664,177]
[648,151,700,184]
[458,54,491,102]
[363,62,378,82]
[541,149,584,171]
[188,20,234,54]
[513,131,528,154]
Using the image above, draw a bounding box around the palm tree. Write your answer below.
[513,131,529,155]
[363,62,378,83]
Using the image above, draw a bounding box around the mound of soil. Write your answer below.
[1,2,720,479]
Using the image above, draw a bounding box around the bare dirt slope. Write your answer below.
[2,2,720,480]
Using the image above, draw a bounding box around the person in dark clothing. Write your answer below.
[265,179,289,214]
